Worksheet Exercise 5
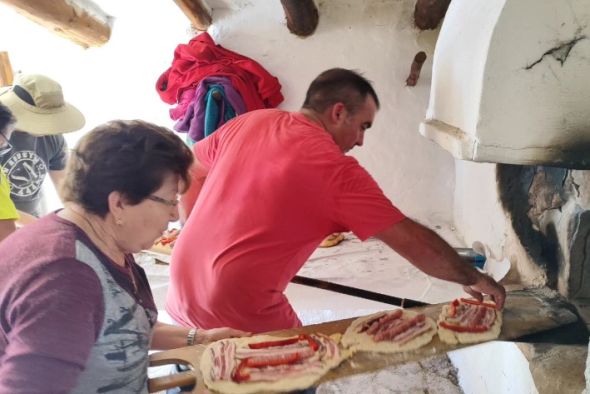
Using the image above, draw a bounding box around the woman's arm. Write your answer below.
[0,219,16,243]
[0,260,102,393]
[151,322,250,351]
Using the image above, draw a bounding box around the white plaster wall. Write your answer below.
[0,0,456,225]
[453,161,507,258]
[208,0,456,224]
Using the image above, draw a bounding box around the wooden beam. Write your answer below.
[405,51,427,86]
[280,0,319,37]
[0,52,14,87]
[0,0,112,48]
[173,0,212,32]
[414,0,451,30]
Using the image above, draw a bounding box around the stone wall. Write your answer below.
[497,165,590,298]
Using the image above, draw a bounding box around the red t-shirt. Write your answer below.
[166,109,405,333]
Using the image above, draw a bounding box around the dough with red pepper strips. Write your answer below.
[150,229,180,255]
[437,298,503,345]
[200,333,350,394]
[341,309,437,353]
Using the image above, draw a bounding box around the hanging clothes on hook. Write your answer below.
[157,32,283,111]
[172,76,246,142]
[158,32,282,142]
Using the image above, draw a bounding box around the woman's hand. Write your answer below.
[198,327,251,344]
[152,323,250,350]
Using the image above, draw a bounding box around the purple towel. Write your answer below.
[174,76,246,138]
[170,88,196,121]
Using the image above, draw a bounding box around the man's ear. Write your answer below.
[328,102,347,125]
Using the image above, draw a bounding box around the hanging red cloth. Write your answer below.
[156,32,283,111]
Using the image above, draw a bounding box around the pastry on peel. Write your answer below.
[342,309,437,353]
[437,298,502,345]
[200,333,349,394]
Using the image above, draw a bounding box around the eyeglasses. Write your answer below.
[147,194,180,207]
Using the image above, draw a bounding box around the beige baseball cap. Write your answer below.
[0,73,85,136]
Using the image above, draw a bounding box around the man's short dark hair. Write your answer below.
[0,103,15,136]
[61,120,193,217]
[302,68,380,114]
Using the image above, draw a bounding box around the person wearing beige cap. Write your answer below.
[0,73,85,217]
[0,103,18,242]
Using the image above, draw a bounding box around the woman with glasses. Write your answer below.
[0,103,17,242]
[0,120,248,393]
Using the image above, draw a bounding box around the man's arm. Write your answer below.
[49,169,66,195]
[179,157,209,224]
[16,209,37,226]
[375,218,506,309]
[46,134,68,199]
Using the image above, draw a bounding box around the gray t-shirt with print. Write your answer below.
[0,130,67,216]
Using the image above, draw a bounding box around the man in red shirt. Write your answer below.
[166,68,505,333]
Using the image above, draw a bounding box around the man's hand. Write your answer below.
[200,327,251,344]
[463,272,506,310]
[376,218,506,309]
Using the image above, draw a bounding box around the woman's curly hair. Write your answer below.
[61,120,193,217]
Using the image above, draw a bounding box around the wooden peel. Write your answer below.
[148,288,578,393]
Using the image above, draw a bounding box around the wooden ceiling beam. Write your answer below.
[406,51,427,86]
[280,0,319,37]
[0,52,14,87]
[0,0,112,48]
[414,0,451,30]
[173,0,212,32]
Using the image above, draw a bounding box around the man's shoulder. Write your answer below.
[9,130,35,146]
[36,134,66,158]
[242,108,288,120]
[10,131,64,150]
[37,133,65,146]
[216,109,291,137]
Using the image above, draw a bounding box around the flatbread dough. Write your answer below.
[341,309,437,353]
[200,333,350,394]
[437,299,503,345]
[319,233,345,248]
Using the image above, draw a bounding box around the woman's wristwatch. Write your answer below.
[187,328,198,346]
